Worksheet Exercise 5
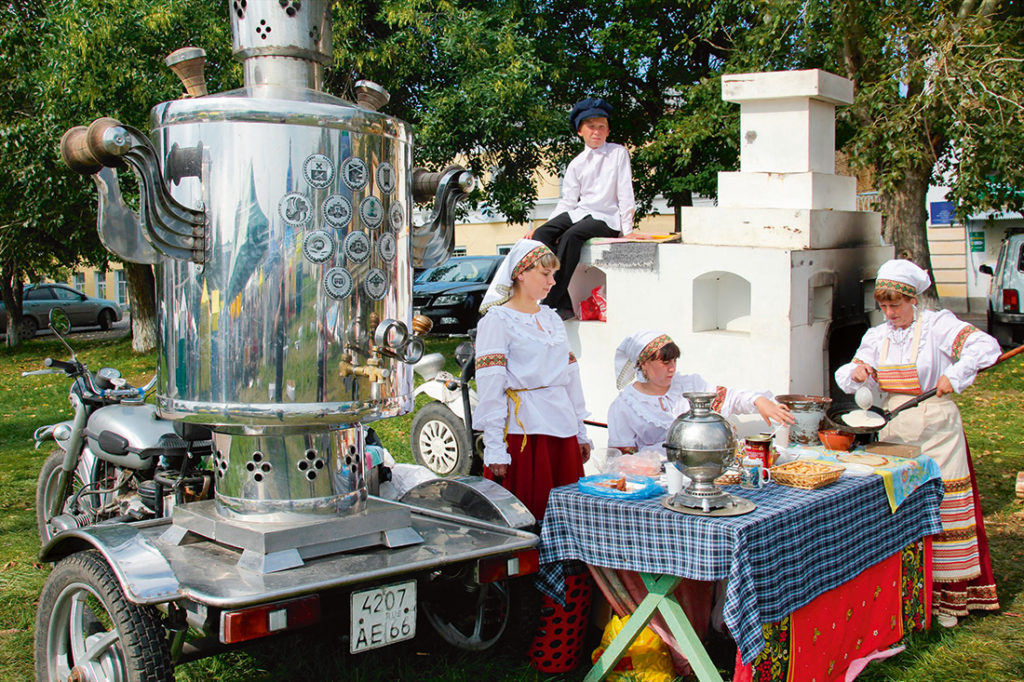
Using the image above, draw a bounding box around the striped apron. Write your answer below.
[876,322,980,584]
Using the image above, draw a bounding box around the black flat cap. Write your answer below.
[569,97,613,132]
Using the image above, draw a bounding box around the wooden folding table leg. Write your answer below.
[643,573,722,682]
[584,573,723,682]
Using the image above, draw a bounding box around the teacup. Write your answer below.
[740,462,772,489]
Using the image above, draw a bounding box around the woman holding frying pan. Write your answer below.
[835,259,1000,628]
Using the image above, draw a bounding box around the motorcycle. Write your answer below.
[27,310,213,544]
[410,339,483,476]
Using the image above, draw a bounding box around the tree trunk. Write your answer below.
[877,161,938,305]
[1,261,23,348]
[124,263,157,353]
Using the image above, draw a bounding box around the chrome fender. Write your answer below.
[399,476,535,530]
[38,520,182,605]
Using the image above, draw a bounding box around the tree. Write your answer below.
[1,0,235,350]
[325,0,752,223]
[0,2,107,346]
[721,0,1024,297]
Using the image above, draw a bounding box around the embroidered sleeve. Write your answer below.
[936,312,1000,392]
[711,385,728,413]
[951,325,979,363]
[471,313,512,466]
[475,353,507,371]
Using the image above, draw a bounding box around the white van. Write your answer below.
[979,232,1024,347]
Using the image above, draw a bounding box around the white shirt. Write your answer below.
[552,142,636,235]
[835,309,1000,395]
[472,305,591,466]
[607,373,770,454]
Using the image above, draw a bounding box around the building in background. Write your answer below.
[926,185,1023,313]
[67,264,130,313]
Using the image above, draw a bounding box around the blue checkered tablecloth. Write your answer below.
[538,475,943,665]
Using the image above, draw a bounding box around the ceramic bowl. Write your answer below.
[818,429,855,451]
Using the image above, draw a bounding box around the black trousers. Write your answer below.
[532,212,617,311]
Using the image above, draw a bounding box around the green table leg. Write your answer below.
[584,572,723,682]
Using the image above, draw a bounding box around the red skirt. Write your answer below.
[483,433,584,520]
[933,441,999,616]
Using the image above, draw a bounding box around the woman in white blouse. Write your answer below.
[472,239,591,520]
[607,330,792,455]
[835,259,1000,628]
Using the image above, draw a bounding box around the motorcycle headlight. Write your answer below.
[433,294,466,306]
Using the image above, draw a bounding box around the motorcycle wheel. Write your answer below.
[35,450,95,545]
[410,402,473,476]
[34,550,172,682]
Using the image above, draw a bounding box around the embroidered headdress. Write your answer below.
[479,239,554,313]
[614,330,673,390]
[875,259,931,297]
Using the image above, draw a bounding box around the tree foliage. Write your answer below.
[717,0,1024,284]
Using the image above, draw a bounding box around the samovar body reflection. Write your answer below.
[60,0,471,570]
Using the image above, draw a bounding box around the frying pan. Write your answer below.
[826,341,1024,436]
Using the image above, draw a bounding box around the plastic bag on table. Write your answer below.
[579,286,607,321]
[591,614,674,682]
[609,450,663,478]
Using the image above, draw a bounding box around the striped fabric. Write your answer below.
[877,363,921,394]
[932,476,982,582]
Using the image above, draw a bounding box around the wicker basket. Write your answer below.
[771,460,844,490]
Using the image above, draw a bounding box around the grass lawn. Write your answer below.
[1,334,1022,681]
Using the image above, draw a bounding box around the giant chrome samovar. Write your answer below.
[60,0,471,572]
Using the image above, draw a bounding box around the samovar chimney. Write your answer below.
[230,0,334,91]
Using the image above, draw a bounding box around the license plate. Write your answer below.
[350,580,416,653]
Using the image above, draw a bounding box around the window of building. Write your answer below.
[497,244,514,255]
[72,273,85,292]
[115,270,128,306]
[95,272,106,300]
[452,246,467,257]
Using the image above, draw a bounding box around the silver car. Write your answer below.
[979,232,1024,347]
[0,283,122,341]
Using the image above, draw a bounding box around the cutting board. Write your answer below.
[864,441,921,458]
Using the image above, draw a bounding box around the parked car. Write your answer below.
[979,232,1024,347]
[413,255,504,335]
[0,283,122,341]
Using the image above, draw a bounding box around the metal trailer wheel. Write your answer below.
[35,550,172,682]
[411,402,473,476]
[421,571,512,651]
[35,450,99,545]
[420,571,540,654]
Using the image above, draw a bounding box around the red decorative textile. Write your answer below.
[733,538,932,681]
[484,433,583,520]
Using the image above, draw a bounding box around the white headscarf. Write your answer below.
[479,239,554,313]
[613,330,674,390]
[875,259,931,297]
